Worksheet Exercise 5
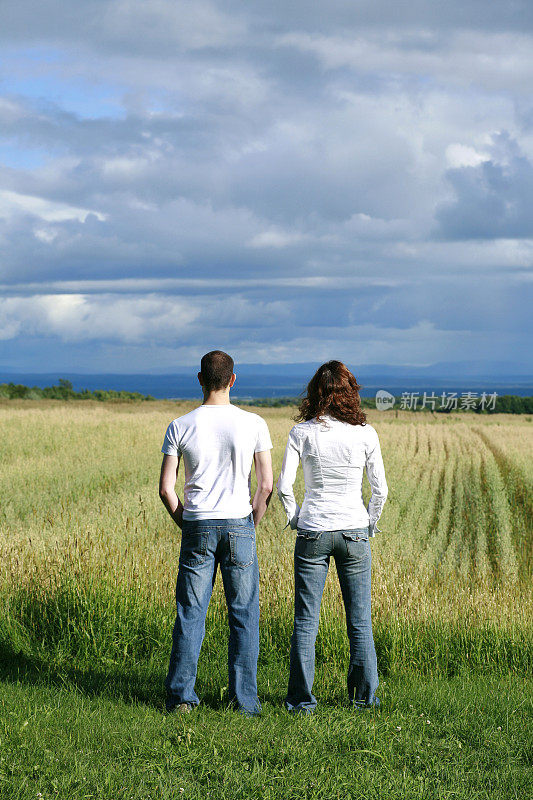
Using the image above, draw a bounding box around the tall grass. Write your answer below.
[1,401,532,692]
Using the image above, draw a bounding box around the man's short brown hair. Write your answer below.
[200,350,234,391]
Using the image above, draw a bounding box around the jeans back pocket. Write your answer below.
[229,530,255,568]
[179,529,209,566]
[295,529,323,557]
[341,532,369,560]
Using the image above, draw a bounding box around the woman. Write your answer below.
[276,361,388,713]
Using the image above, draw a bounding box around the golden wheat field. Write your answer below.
[1,400,532,678]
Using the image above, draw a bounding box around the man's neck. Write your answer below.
[202,390,231,406]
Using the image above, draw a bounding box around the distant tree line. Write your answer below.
[239,395,533,414]
[238,397,384,409]
[471,394,533,414]
[0,379,155,402]
[1,381,532,413]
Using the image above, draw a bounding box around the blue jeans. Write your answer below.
[165,513,260,715]
[285,527,379,712]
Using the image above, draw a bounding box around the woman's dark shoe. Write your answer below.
[351,696,380,710]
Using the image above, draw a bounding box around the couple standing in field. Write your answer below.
[159,351,388,716]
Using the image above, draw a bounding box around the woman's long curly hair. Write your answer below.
[295,360,367,426]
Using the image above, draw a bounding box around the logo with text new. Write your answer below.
[375,390,395,411]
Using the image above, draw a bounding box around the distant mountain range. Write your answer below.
[1,360,531,399]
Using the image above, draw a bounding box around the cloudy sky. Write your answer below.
[1,0,532,373]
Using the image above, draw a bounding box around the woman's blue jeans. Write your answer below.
[165,513,260,715]
[285,527,379,713]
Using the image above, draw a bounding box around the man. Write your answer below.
[159,350,273,716]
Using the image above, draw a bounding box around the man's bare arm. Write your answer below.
[252,450,273,527]
[159,454,184,528]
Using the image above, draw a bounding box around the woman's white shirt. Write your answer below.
[276,415,388,536]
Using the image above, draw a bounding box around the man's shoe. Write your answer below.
[167,702,193,714]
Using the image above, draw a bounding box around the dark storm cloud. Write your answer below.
[435,132,533,239]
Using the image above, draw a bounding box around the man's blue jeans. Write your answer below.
[285,527,379,713]
[165,513,260,715]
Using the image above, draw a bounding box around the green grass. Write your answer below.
[1,587,532,799]
[2,580,532,682]
[1,673,531,800]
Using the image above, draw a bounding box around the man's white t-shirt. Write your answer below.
[161,404,273,521]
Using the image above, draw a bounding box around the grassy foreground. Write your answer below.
[1,400,532,798]
[1,674,531,800]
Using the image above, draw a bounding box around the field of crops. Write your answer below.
[1,400,532,799]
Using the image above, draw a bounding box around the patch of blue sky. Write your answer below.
[9,46,69,65]
[0,143,47,169]
[2,47,126,120]
[4,74,126,119]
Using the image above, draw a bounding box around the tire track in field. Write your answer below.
[477,455,497,579]
[461,428,512,583]
[477,446,518,583]
[439,424,482,578]
[472,426,532,579]
[424,426,451,541]
[421,427,457,573]
[465,449,491,580]
[423,426,461,573]
[478,450,504,579]
[427,459,447,540]
[417,425,461,574]
[454,434,480,580]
